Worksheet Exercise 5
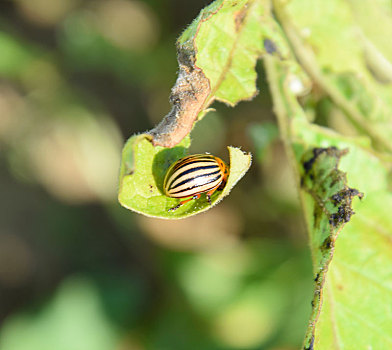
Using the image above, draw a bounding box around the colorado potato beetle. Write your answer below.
[163,154,229,211]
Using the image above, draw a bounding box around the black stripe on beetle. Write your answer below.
[163,154,229,211]
[168,164,220,187]
[170,157,216,173]
[169,173,222,195]
[168,169,222,192]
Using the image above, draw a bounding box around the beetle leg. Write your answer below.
[168,194,201,212]
[206,188,217,206]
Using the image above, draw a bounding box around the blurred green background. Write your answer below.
[0,0,313,349]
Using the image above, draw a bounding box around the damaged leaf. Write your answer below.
[265,48,392,349]
[120,0,278,217]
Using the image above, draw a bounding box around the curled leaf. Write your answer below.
[118,134,251,219]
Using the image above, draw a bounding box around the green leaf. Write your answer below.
[263,6,392,344]
[118,134,251,219]
[347,0,392,81]
[265,50,392,349]
[121,0,279,217]
[274,0,392,153]
[115,0,392,345]
[191,0,265,105]
[178,0,292,107]
[314,192,392,349]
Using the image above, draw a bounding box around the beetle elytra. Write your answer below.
[163,154,229,211]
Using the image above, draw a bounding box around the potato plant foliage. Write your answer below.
[118,0,392,348]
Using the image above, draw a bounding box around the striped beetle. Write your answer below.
[163,154,229,211]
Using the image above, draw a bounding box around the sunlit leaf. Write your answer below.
[265,49,392,349]
[120,0,281,217]
[275,0,392,153]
